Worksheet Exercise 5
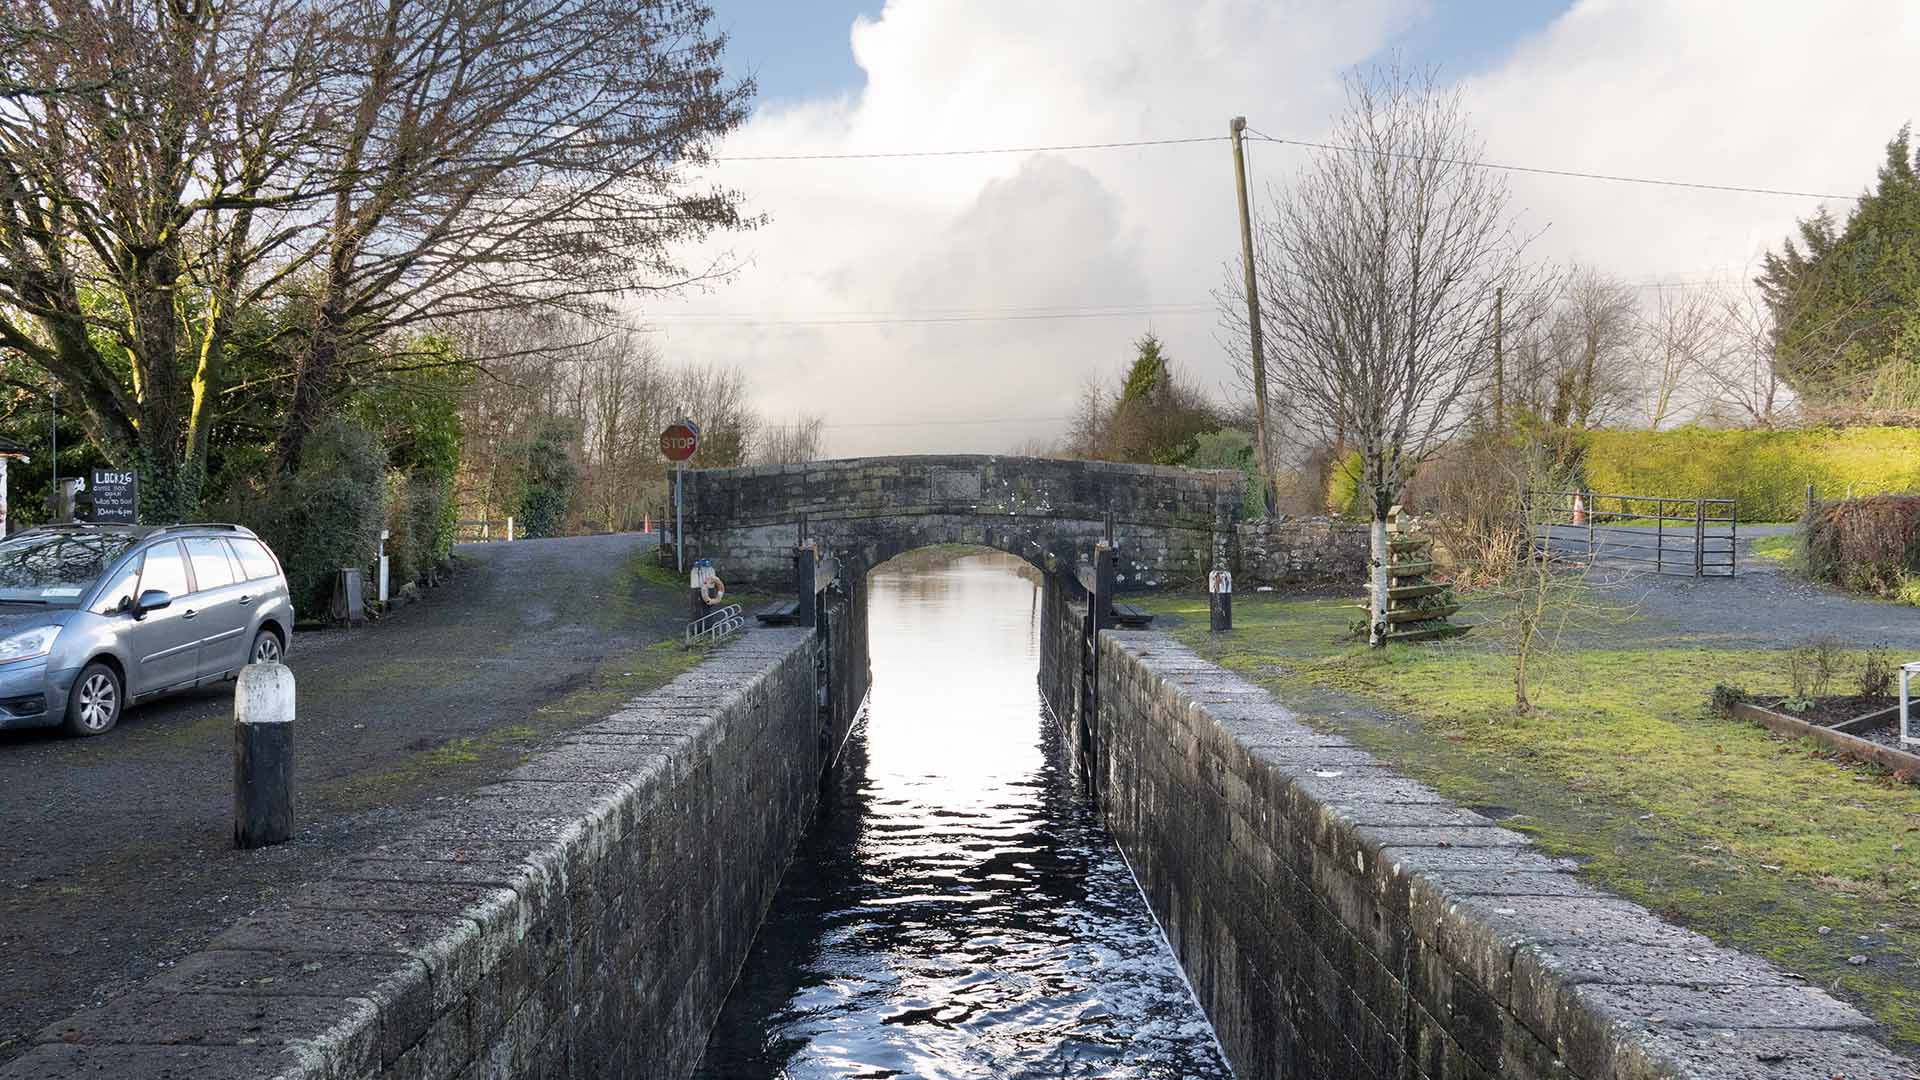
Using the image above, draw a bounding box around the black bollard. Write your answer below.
[1208,569,1233,632]
[233,662,295,849]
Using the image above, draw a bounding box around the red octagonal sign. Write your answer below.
[660,420,699,462]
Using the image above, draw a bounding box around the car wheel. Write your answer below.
[64,662,122,737]
[250,628,283,664]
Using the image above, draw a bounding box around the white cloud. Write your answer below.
[639,0,1919,457]
[1466,0,1919,283]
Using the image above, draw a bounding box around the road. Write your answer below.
[0,533,686,1063]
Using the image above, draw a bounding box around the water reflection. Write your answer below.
[695,551,1229,1079]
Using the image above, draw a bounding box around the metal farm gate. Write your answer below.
[1531,491,1738,577]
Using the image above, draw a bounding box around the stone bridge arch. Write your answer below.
[680,455,1243,589]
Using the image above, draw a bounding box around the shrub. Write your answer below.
[1709,683,1749,716]
[517,419,578,539]
[1185,429,1266,519]
[1324,450,1367,519]
[1784,636,1848,708]
[242,418,387,618]
[381,468,455,591]
[1582,425,1920,522]
[1801,494,1920,600]
[1860,643,1896,699]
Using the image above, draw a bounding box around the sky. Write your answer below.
[642,1,1920,458]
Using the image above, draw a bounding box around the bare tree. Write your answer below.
[1240,65,1537,646]
[1640,286,1716,428]
[2,0,754,518]
[1694,284,1794,427]
[0,0,335,517]
[273,0,754,471]
[671,363,756,467]
[1554,268,1641,428]
[754,415,826,465]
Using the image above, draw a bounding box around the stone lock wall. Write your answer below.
[1,629,837,1080]
[1082,631,1913,1080]
[1235,517,1370,588]
[682,455,1241,590]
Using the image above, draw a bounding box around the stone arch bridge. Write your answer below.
[679,454,1245,589]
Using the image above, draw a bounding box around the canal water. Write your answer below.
[695,551,1231,1079]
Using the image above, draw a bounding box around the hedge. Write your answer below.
[1582,425,1920,522]
[1802,495,1920,602]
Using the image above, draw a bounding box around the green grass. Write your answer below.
[1750,532,1799,563]
[1143,591,1920,1053]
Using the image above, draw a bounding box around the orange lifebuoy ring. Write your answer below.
[700,575,725,604]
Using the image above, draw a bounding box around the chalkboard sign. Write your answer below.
[88,468,138,524]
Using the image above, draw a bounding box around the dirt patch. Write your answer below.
[1752,693,1898,728]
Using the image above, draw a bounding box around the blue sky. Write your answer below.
[713,1,1575,106]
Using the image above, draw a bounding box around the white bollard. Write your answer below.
[507,516,515,542]
[233,662,295,849]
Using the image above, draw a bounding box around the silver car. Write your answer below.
[0,523,294,737]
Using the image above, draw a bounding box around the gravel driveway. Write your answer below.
[0,533,683,1064]
[1579,526,1920,650]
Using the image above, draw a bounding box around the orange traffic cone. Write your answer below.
[1572,493,1586,525]
[643,512,653,534]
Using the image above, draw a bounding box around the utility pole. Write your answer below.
[1492,286,1505,432]
[1230,116,1277,516]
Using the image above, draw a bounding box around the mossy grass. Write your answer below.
[1750,532,1799,563]
[1142,590,1920,1054]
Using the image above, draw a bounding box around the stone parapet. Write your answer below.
[1,629,822,1080]
[1093,631,1913,1080]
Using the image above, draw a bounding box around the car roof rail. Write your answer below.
[153,522,255,536]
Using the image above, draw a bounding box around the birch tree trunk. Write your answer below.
[1368,511,1391,647]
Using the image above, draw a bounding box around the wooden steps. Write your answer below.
[1370,507,1469,643]
[1386,604,1460,624]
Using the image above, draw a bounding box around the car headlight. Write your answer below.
[0,626,60,664]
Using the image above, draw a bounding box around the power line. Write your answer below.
[821,415,1072,429]
[712,135,1223,162]
[1244,127,1857,201]
[639,274,1756,329]
[643,306,1214,328]
[707,126,1857,201]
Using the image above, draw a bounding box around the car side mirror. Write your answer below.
[134,589,172,617]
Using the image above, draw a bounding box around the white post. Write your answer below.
[675,461,685,572]
[377,529,390,604]
[507,516,515,542]
[1902,664,1917,750]
[0,456,9,536]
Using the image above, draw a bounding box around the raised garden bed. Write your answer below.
[1732,696,1920,780]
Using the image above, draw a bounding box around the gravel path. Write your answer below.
[1578,527,1920,650]
[0,533,682,1063]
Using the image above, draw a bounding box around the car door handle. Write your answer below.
[182,609,197,620]
[239,595,254,605]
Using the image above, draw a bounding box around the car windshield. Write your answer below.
[0,532,140,606]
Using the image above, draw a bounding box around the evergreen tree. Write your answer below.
[1759,127,1920,408]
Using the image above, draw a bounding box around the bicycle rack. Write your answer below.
[685,603,746,646]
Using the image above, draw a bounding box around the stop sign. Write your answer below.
[660,420,699,462]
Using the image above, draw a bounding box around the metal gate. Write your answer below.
[1530,491,1737,577]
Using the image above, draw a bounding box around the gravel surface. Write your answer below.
[1567,526,1920,650]
[0,533,682,1063]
